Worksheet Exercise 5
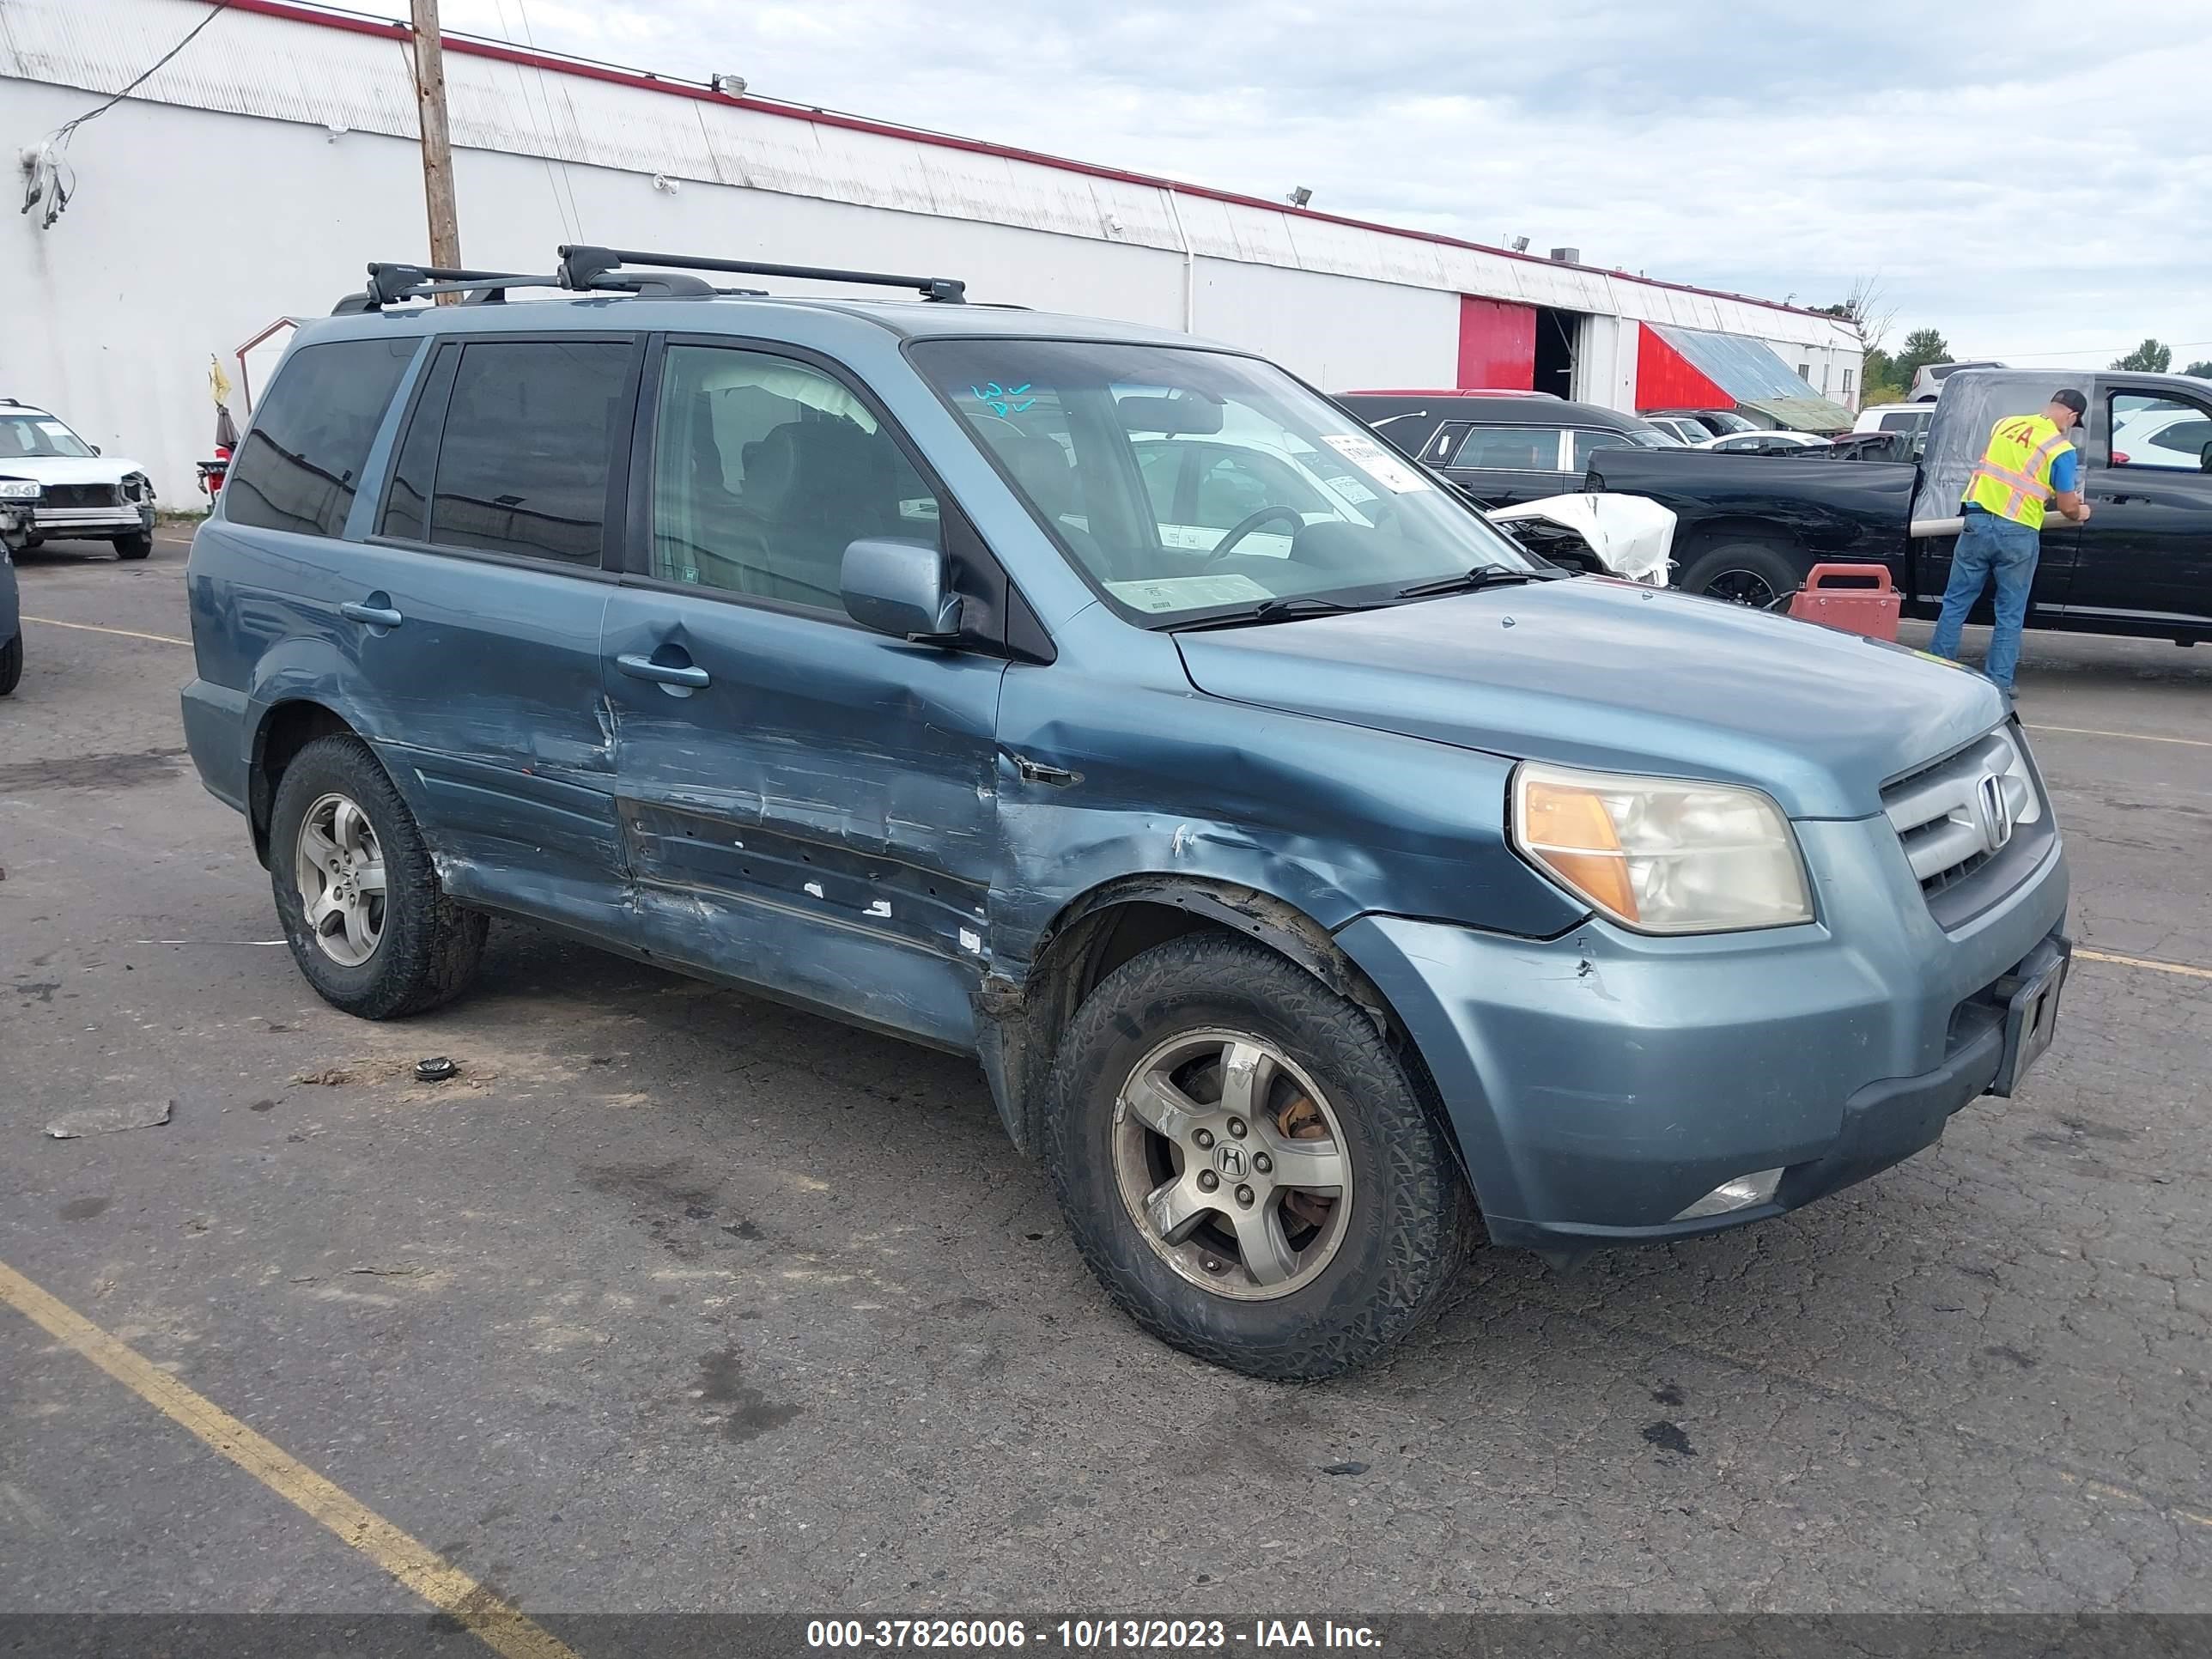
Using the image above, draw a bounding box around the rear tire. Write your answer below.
[0,631,21,696]
[112,532,153,561]
[1678,540,1802,609]
[268,734,487,1018]
[1045,932,1472,1381]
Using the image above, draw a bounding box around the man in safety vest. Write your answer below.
[1929,389,2092,694]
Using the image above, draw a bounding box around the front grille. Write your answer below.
[41,483,120,509]
[1881,727,2047,924]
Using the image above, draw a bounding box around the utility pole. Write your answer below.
[408,0,462,276]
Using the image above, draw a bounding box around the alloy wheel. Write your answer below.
[294,792,387,967]
[1110,1029,1354,1301]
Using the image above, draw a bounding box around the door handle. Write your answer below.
[616,653,709,689]
[1004,751,1081,786]
[337,600,404,628]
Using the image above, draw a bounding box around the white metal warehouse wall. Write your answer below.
[0,0,1860,501]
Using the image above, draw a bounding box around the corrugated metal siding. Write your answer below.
[1635,325,1732,410]
[2,0,1860,355]
[1647,326,1856,431]
[1650,324,1822,402]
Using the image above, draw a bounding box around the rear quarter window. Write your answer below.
[1450,427,1563,470]
[224,338,416,539]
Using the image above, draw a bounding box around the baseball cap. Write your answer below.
[2051,388,2088,420]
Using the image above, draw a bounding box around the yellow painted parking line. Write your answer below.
[23,616,190,647]
[2077,947,2212,982]
[2028,723,2212,750]
[0,1258,582,1659]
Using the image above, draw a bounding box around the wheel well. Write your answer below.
[248,701,356,862]
[1675,520,1802,567]
[972,878,1401,1158]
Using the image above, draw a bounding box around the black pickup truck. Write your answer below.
[1587,368,2212,644]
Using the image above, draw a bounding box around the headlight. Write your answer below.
[0,479,39,501]
[1511,761,1813,934]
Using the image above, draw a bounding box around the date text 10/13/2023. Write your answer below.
[806,1619,1383,1650]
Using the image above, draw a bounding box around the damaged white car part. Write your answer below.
[1488,492,1676,584]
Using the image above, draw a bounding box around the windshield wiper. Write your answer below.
[1393,565,1563,600]
[1162,596,1376,633]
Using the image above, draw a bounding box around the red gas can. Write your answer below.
[1786,562,1901,641]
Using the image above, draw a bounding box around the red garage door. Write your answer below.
[1457,297,1536,390]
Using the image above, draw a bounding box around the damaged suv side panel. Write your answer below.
[185,265,2070,1380]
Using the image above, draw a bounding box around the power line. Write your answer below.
[490,0,578,241]
[1977,338,2212,362]
[52,0,232,149]
[21,0,233,227]
[512,0,586,240]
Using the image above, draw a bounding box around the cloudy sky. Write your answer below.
[366,0,2212,369]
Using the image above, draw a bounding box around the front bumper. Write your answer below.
[27,504,155,538]
[1336,813,2069,1253]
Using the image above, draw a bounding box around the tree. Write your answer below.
[2110,338,2172,373]
[1814,277,1902,405]
[1892,328,1953,392]
[2186,360,2212,379]
[1859,346,1907,406]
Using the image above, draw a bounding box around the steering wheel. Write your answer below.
[1206,505,1307,564]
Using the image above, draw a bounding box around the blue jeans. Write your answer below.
[1929,507,2039,690]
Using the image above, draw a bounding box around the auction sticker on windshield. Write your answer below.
[1105,574,1272,612]
[1318,432,1431,493]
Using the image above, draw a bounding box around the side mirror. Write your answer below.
[90,445,101,456]
[2200,442,2212,474]
[841,538,963,642]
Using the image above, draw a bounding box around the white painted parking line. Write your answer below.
[2029,723,2212,750]
[23,616,190,647]
[2077,948,2212,983]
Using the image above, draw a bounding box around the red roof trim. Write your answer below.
[220,0,1831,322]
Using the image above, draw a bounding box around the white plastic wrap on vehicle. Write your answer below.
[1487,492,1678,583]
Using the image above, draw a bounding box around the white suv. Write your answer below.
[0,399,156,558]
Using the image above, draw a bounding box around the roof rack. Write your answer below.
[557,245,966,303]
[334,264,559,314]
[334,243,968,314]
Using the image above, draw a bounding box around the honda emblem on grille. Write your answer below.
[1974,773,2014,854]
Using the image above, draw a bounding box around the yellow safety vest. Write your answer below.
[1964,414,2073,531]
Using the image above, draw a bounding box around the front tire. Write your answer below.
[0,631,21,696]
[112,532,153,561]
[268,734,487,1018]
[1678,540,1802,609]
[1046,932,1472,1381]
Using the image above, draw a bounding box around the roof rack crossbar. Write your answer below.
[335,263,560,313]
[557,245,965,302]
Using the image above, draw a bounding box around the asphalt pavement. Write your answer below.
[3,530,2209,1625]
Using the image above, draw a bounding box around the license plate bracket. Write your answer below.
[1990,939,2069,1098]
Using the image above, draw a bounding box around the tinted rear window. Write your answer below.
[426,340,631,565]
[224,338,416,539]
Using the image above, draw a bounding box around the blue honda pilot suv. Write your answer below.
[182,246,2070,1379]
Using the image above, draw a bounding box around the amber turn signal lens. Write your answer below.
[1519,776,1638,922]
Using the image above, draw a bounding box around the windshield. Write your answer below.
[911,340,1535,623]
[0,412,94,460]
[1704,410,1756,434]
